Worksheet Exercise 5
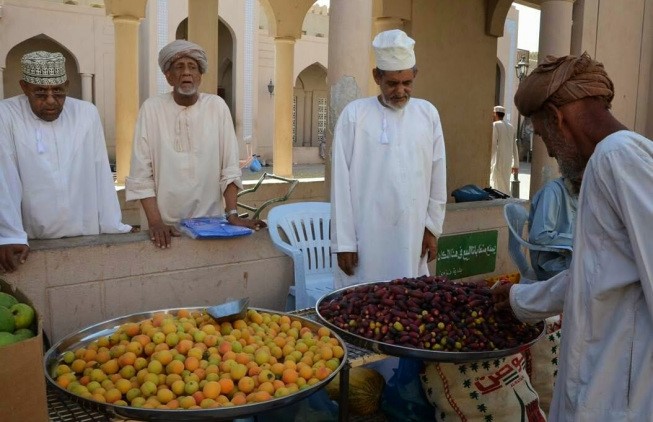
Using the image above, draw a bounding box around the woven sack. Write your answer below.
[421,353,547,422]
[523,315,562,414]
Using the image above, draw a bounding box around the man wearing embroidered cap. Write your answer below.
[493,52,653,419]
[489,104,519,194]
[126,40,264,249]
[0,51,131,272]
[331,29,447,288]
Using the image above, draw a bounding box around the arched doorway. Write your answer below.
[4,35,81,100]
[293,62,327,148]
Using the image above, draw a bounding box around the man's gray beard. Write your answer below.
[381,93,409,110]
[176,85,198,97]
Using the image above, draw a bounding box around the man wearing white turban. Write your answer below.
[126,40,265,248]
[330,29,447,288]
[489,105,520,195]
[0,51,132,272]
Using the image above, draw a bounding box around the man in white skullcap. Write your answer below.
[331,29,447,288]
[126,40,265,248]
[489,105,519,195]
[0,51,131,272]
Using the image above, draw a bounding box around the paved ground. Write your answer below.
[242,161,532,199]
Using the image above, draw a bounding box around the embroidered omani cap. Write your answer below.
[21,51,67,86]
[493,105,506,113]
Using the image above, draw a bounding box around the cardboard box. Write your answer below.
[0,278,48,422]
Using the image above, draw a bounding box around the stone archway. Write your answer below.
[293,62,327,148]
[4,35,81,100]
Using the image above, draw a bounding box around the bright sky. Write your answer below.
[314,1,540,52]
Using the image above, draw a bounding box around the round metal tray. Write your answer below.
[315,281,544,363]
[44,306,348,422]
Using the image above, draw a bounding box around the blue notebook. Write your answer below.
[179,216,253,239]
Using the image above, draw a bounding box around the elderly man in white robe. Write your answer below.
[0,51,131,273]
[331,29,447,288]
[493,52,653,420]
[489,105,520,194]
[126,40,265,248]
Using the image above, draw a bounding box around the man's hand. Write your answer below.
[491,281,513,312]
[421,229,438,262]
[148,222,180,248]
[511,167,519,175]
[337,252,358,276]
[0,244,30,273]
[227,215,267,231]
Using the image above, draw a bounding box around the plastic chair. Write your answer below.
[503,203,572,281]
[267,202,334,310]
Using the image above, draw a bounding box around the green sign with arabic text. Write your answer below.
[435,230,498,279]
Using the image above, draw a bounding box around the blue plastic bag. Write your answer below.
[451,184,490,203]
[249,155,262,172]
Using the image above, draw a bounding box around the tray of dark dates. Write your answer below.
[316,276,544,362]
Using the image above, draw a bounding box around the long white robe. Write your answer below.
[490,119,519,194]
[0,95,131,245]
[125,93,242,224]
[331,97,447,288]
[509,130,653,421]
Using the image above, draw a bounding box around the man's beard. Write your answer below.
[176,84,198,97]
[380,92,410,110]
[544,120,585,187]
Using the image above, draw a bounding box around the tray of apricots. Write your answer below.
[44,307,347,421]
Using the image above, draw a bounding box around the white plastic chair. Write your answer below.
[503,203,572,281]
[267,202,334,310]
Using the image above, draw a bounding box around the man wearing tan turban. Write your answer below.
[494,52,653,420]
[126,40,265,248]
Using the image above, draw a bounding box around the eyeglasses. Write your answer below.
[27,89,67,101]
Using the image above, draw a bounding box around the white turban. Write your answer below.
[373,29,416,71]
[158,40,208,74]
[493,105,505,113]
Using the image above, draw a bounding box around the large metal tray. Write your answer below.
[44,306,348,422]
[315,281,544,363]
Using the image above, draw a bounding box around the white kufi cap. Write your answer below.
[493,105,506,113]
[372,29,416,71]
[21,51,67,86]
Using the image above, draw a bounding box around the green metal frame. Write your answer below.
[236,172,300,219]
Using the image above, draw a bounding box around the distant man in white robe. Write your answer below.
[126,40,265,248]
[331,29,447,288]
[0,51,131,272]
[489,105,519,195]
[494,52,653,420]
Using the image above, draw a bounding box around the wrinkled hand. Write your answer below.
[491,281,513,312]
[228,216,267,231]
[337,252,358,276]
[0,244,30,273]
[148,222,180,248]
[421,229,438,262]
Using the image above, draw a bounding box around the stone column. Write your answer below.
[188,0,219,94]
[272,37,296,177]
[80,73,93,102]
[326,0,373,197]
[303,90,313,146]
[530,0,575,196]
[0,67,4,100]
[114,16,142,184]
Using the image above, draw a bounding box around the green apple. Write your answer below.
[10,303,35,329]
[0,306,15,333]
[0,292,18,309]
[0,332,17,347]
[13,328,35,341]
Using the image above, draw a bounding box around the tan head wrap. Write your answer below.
[514,52,614,117]
[158,40,208,74]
